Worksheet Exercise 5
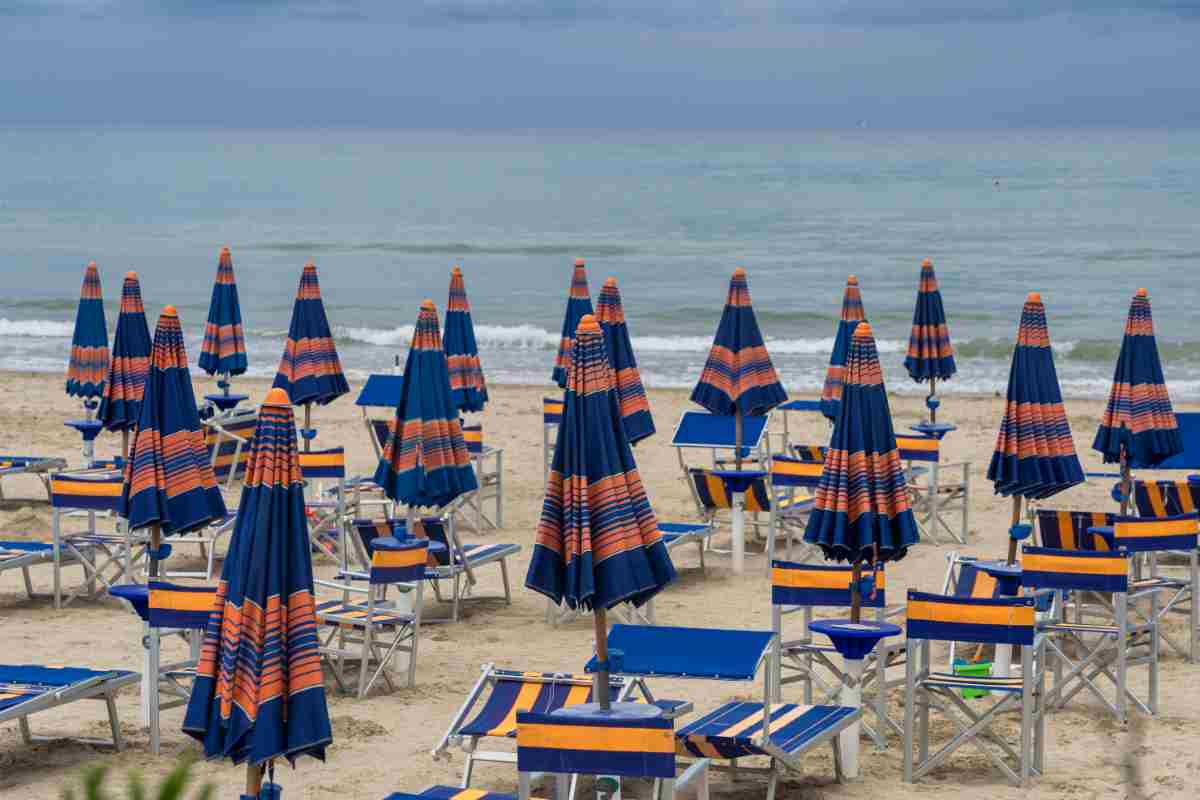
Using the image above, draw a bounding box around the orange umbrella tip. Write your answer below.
[921,258,932,267]
[1136,287,1148,298]
[604,276,617,287]
[733,267,747,278]
[162,305,178,316]
[854,322,873,338]
[264,387,291,406]
[847,275,858,285]
[576,314,600,335]
[1026,291,1041,304]
[86,260,97,269]
[451,265,462,276]
[220,246,231,254]
[125,271,138,280]
[421,298,436,311]
[574,258,586,267]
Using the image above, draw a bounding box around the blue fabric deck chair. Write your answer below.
[353,516,521,623]
[592,623,859,800]
[0,664,139,751]
[542,396,564,485]
[902,591,1045,786]
[0,455,66,503]
[316,537,429,697]
[1035,509,1116,550]
[201,404,258,490]
[50,469,144,608]
[1132,477,1200,518]
[770,561,902,748]
[685,467,775,560]
[1110,513,1200,663]
[299,447,356,568]
[1022,545,1156,724]
[456,423,504,533]
[431,664,693,793]
[895,433,970,545]
[110,581,217,755]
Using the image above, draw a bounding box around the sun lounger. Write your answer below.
[592,624,858,799]
[357,374,406,458]
[0,455,66,502]
[0,539,65,601]
[0,664,139,751]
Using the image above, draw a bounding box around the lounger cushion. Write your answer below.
[0,540,53,557]
[677,702,857,759]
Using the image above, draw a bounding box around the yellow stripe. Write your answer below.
[372,548,427,569]
[518,723,674,754]
[1055,511,1077,549]
[487,680,544,737]
[298,451,345,468]
[772,567,886,591]
[679,736,722,759]
[895,437,939,454]
[0,692,23,701]
[149,589,213,613]
[908,600,1034,628]
[1024,552,1126,577]
[970,571,998,599]
[1147,485,1168,518]
[1175,484,1197,513]
[563,683,591,709]
[704,474,729,508]
[450,790,490,800]
[1115,517,1198,538]
[463,430,483,442]
[771,461,823,479]
[51,479,122,497]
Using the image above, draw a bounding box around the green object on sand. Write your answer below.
[953,659,993,699]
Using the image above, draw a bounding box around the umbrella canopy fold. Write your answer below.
[596,276,655,445]
[443,265,489,413]
[99,271,152,431]
[820,275,866,421]
[66,261,110,400]
[199,247,249,377]
[273,262,349,407]
[904,259,957,383]
[551,258,594,389]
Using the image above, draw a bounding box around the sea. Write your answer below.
[2,127,1199,399]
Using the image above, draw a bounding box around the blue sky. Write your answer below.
[2,1,1198,127]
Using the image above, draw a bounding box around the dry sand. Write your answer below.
[0,371,1196,799]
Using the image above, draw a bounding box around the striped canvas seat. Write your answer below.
[0,664,140,751]
[455,423,503,532]
[1036,509,1115,550]
[788,444,826,464]
[677,702,857,759]
[1132,479,1200,519]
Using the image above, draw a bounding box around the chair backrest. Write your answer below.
[369,418,396,451]
[769,455,823,489]
[906,590,1035,646]
[951,558,1002,600]
[771,560,885,609]
[370,538,430,585]
[789,444,826,464]
[516,710,675,780]
[50,471,123,512]
[471,670,626,736]
[1036,509,1115,551]
[462,424,484,455]
[298,447,346,481]
[543,397,564,426]
[1112,512,1200,552]
[688,468,770,513]
[352,517,452,568]
[895,434,940,464]
[1021,546,1129,593]
[147,581,217,630]
[1133,479,1200,518]
[203,410,257,481]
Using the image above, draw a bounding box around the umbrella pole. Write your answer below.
[734,411,743,471]
[1006,496,1022,565]
[149,522,161,579]
[245,763,263,798]
[121,430,129,462]
[928,377,937,424]
[850,561,862,624]
[592,608,611,711]
[730,410,747,575]
[1119,446,1131,516]
[304,402,312,452]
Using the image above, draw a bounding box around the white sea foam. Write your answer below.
[0,318,75,338]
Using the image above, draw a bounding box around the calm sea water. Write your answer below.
[2,127,1199,398]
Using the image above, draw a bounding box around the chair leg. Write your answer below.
[903,641,916,782]
[107,691,123,751]
[500,559,512,605]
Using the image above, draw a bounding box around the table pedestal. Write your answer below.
[977,559,1024,678]
[64,418,103,467]
[711,470,767,576]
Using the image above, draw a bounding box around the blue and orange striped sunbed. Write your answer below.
[432,663,692,792]
[0,664,139,751]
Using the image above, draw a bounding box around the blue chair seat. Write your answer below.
[676,702,857,759]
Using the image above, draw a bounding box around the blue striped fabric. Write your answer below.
[383,788,516,800]
[444,266,489,413]
[51,473,124,512]
[1020,546,1129,593]
[99,272,152,432]
[907,590,1035,646]
[65,261,109,399]
[459,671,606,738]
[771,560,886,608]
[198,248,248,378]
[904,259,956,384]
[272,262,350,407]
[516,710,676,779]
[147,581,218,630]
[821,276,866,421]
[370,537,430,585]
[0,665,135,714]
[676,702,856,759]
[297,448,346,480]
[596,277,655,445]
[1112,512,1199,552]
[552,259,594,389]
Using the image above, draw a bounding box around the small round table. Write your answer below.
[809,619,902,778]
[203,392,249,414]
[910,421,957,440]
[710,469,767,575]
[64,418,104,467]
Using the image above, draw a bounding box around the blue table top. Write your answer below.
[551,701,664,721]
[910,421,957,438]
[710,469,768,493]
[975,559,1022,578]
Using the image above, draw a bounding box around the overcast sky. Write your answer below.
[2,1,1198,128]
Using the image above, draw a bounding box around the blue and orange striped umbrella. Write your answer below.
[987,293,1084,502]
[596,276,655,446]
[65,261,109,400]
[904,259,956,421]
[821,275,866,421]
[199,247,248,379]
[99,271,152,434]
[691,268,787,420]
[374,300,478,508]
[121,306,227,538]
[443,265,489,414]
[183,387,331,776]
[273,262,349,408]
[551,258,594,389]
[804,322,918,568]
[526,315,675,706]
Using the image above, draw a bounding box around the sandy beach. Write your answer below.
[0,370,1195,800]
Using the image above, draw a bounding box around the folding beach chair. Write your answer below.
[597,624,859,800]
[0,455,66,502]
[902,591,1046,786]
[457,423,504,532]
[542,396,563,485]
[1035,509,1116,550]
[939,552,1008,668]
[299,447,352,564]
[685,467,774,556]
[201,405,257,490]
[156,512,236,582]
[770,561,902,748]
[770,398,824,455]
[357,373,406,459]
[110,581,216,755]
[432,663,693,791]
[316,537,428,697]
[895,434,969,545]
[0,664,139,751]
[49,470,144,608]
[763,455,822,564]
[1110,512,1199,663]
[353,516,520,623]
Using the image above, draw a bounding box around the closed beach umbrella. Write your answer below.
[98,272,152,452]
[121,306,227,575]
[821,275,866,422]
[373,300,478,509]
[804,323,918,604]
[273,262,349,449]
[596,276,655,446]
[903,259,956,422]
[199,247,249,381]
[65,261,110,402]
[987,292,1084,561]
[1092,288,1182,513]
[443,265,489,414]
[526,314,675,708]
[551,258,594,388]
[183,388,331,797]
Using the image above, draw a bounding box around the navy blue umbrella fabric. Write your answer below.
[596,276,655,445]
[821,275,865,421]
[199,247,248,378]
[273,262,349,407]
[99,271,151,432]
[443,265,489,413]
[65,261,109,400]
[904,259,957,384]
[551,258,594,389]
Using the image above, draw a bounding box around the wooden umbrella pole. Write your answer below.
[149,522,161,579]
[734,410,743,471]
[592,608,611,711]
[1120,446,1131,516]
[1006,495,1022,565]
[928,377,937,424]
[304,402,312,452]
[245,763,263,798]
[850,561,862,624]
[121,430,129,462]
